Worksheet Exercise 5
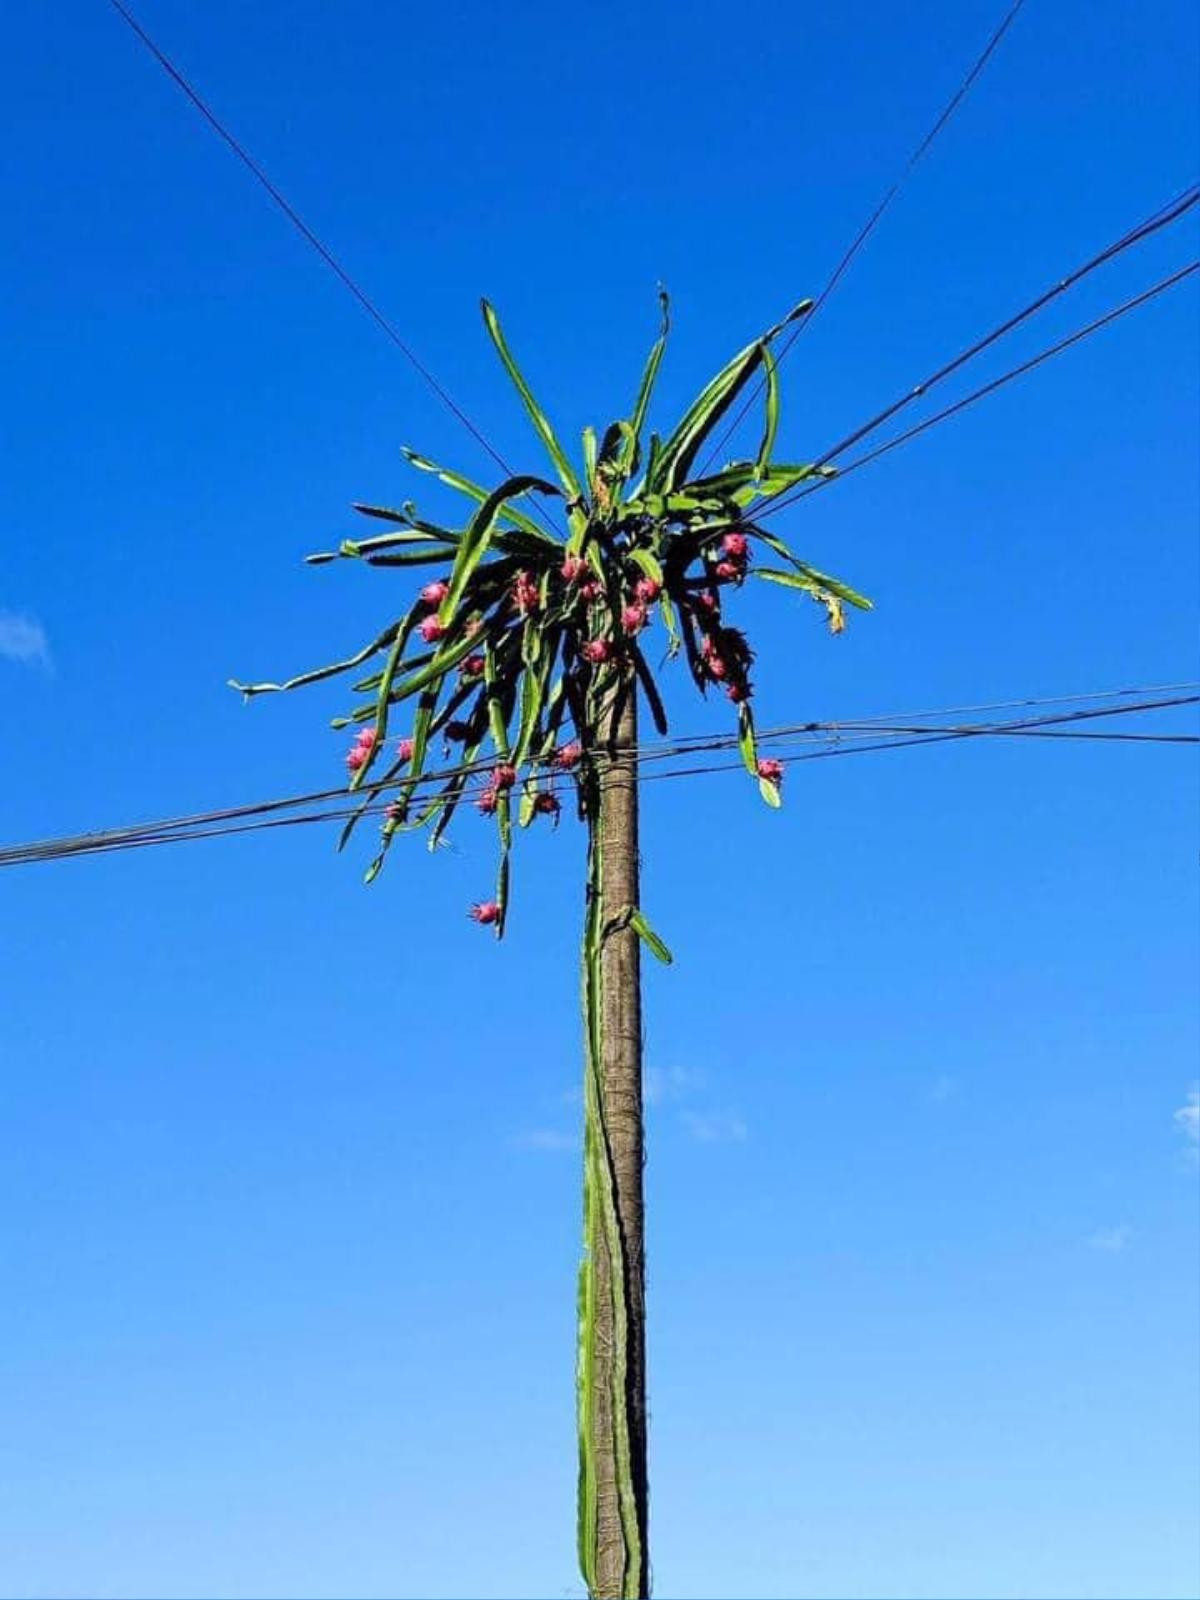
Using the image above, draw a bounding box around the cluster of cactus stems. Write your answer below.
[232,291,869,1598]
[231,291,869,932]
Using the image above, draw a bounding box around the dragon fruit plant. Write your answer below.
[232,293,869,1598]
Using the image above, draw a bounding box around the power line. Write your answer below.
[639,680,1200,757]
[7,716,1190,868]
[102,1,1193,555]
[747,181,1199,521]
[8,702,1192,866]
[767,679,1200,729]
[636,695,1200,784]
[3,691,1193,870]
[32,679,1196,851]
[104,0,563,535]
[759,259,1199,519]
[105,0,494,458]
[808,185,1198,466]
[12,684,1190,857]
[702,0,1029,472]
[817,726,1194,744]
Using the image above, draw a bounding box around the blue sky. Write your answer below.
[1,1,1198,1596]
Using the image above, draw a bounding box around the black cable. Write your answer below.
[8,715,1193,869]
[104,0,562,537]
[748,183,1199,520]
[8,685,1189,861]
[701,0,1029,472]
[638,695,1200,784]
[6,711,1192,867]
[778,679,1200,729]
[783,724,1195,747]
[760,260,1199,520]
[2,693,1192,869]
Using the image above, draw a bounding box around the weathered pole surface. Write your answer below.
[586,678,649,1597]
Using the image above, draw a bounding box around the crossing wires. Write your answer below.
[2,687,1194,871]
[745,182,1200,528]
[757,259,1199,520]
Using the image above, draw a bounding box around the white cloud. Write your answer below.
[645,1066,746,1142]
[1087,1224,1133,1253]
[645,1064,706,1106]
[513,1127,578,1153]
[0,611,50,667]
[1175,1085,1199,1162]
[521,1075,748,1148]
[929,1074,957,1103]
[680,1110,748,1145]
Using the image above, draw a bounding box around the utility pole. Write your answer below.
[235,295,864,1598]
[584,681,649,1597]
